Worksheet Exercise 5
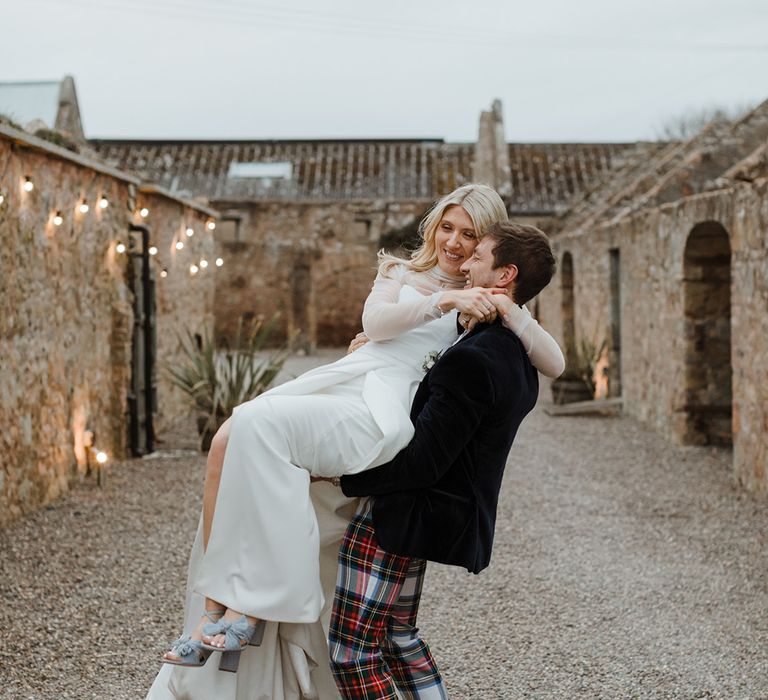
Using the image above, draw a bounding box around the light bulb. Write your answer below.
[23,177,34,192]
[149,245,158,256]
[0,194,5,205]
[185,227,194,237]
[199,259,208,269]
[215,257,224,267]
[190,264,199,275]
[53,212,63,226]
[206,220,216,231]
[79,200,89,214]
[160,268,168,278]
[116,242,127,254]
[175,240,184,250]
[139,207,149,218]
[99,196,109,209]
[96,451,108,464]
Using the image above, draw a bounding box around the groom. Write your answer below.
[327,221,557,699]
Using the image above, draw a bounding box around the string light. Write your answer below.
[139,207,149,218]
[206,219,216,231]
[160,268,168,278]
[185,227,194,237]
[95,451,108,465]
[148,245,158,256]
[175,240,184,250]
[53,211,63,226]
[99,196,109,209]
[215,257,224,267]
[116,242,127,254]
[79,199,90,214]
[199,259,208,269]
[0,194,4,205]
[190,264,199,275]
[23,176,34,192]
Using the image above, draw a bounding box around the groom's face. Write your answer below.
[460,237,505,289]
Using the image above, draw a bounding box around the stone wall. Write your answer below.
[0,138,133,524]
[0,130,216,525]
[537,181,768,493]
[212,199,427,349]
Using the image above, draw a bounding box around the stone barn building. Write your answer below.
[536,99,768,494]
[91,101,653,350]
[3,82,662,524]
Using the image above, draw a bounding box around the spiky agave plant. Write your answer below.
[166,315,294,450]
[573,331,607,396]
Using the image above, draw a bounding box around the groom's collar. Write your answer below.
[453,317,504,346]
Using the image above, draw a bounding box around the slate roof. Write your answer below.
[89,138,643,213]
[561,98,768,232]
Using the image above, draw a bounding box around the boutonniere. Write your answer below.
[421,350,442,373]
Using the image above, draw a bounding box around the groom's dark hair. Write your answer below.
[485,222,556,304]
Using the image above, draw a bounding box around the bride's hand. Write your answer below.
[458,312,479,332]
[441,287,505,322]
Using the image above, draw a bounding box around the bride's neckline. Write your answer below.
[422,266,466,289]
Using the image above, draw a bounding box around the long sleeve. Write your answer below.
[340,345,493,496]
[361,271,445,342]
[501,304,565,379]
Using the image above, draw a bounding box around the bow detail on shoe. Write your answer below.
[202,618,230,638]
[172,635,200,658]
[163,633,213,667]
[223,616,256,650]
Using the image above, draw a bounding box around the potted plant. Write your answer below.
[167,316,294,451]
[551,331,606,405]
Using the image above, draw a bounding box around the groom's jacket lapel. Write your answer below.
[340,320,538,574]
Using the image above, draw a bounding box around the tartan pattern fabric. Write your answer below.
[329,499,448,699]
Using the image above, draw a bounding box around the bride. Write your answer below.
[147,183,564,699]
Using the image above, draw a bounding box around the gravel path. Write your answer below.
[1,352,766,699]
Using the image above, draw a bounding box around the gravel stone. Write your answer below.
[1,357,766,699]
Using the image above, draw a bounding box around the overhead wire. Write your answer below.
[23,0,768,53]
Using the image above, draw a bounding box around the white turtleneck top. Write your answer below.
[361,265,565,379]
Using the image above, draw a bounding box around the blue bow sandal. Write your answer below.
[201,615,267,673]
[162,609,225,667]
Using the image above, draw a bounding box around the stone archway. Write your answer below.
[682,221,732,446]
[561,252,576,366]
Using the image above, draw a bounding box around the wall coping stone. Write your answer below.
[0,124,219,218]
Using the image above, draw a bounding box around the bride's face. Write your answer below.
[434,205,478,276]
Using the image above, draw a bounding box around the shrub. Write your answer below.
[166,316,294,450]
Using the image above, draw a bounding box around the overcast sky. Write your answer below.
[2,0,766,142]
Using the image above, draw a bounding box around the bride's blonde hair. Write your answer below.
[377,183,508,277]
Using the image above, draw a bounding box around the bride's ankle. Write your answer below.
[221,608,257,625]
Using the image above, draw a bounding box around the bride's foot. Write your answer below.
[202,609,264,650]
[162,607,225,664]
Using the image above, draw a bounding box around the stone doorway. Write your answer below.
[682,221,732,446]
[126,224,157,456]
[561,252,576,367]
[608,248,622,397]
[290,254,315,354]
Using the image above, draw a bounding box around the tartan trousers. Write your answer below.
[328,498,449,700]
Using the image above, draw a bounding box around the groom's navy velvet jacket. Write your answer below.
[340,319,538,574]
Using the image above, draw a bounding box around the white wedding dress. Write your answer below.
[146,265,564,700]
